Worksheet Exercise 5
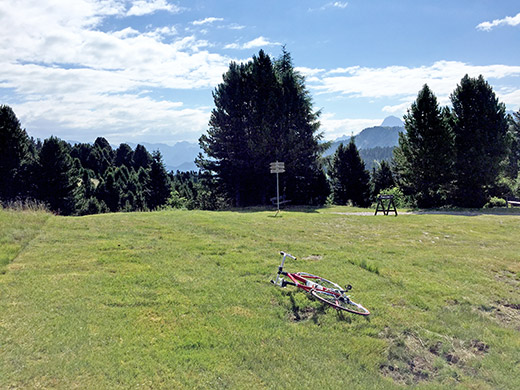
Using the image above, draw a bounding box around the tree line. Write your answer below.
[2,49,520,213]
[0,107,177,215]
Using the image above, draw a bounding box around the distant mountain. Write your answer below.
[381,115,404,127]
[126,141,201,172]
[326,125,402,156]
[324,122,404,171]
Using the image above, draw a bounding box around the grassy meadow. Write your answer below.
[1,206,519,389]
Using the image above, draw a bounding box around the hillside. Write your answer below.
[1,207,519,389]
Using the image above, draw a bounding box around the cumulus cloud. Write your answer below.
[0,0,230,143]
[224,36,280,50]
[476,12,520,31]
[311,61,520,113]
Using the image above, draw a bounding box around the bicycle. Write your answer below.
[271,251,370,316]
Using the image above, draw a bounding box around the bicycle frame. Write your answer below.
[272,251,349,295]
[271,251,370,315]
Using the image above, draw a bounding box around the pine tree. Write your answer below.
[148,150,171,209]
[133,144,152,171]
[96,168,121,212]
[0,105,32,201]
[115,143,134,167]
[197,49,326,206]
[329,139,371,207]
[37,136,79,215]
[88,137,114,176]
[450,75,508,207]
[371,160,395,199]
[393,84,455,208]
[506,110,520,180]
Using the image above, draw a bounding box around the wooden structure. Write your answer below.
[375,195,398,216]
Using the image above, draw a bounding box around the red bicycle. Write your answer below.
[271,251,370,316]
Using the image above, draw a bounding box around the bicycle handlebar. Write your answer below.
[280,251,296,260]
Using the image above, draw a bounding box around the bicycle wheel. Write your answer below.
[311,289,370,316]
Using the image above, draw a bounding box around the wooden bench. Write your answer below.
[506,198,520,207]
[270,195,291,207]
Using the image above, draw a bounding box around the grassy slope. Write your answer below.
[0,207,519,389]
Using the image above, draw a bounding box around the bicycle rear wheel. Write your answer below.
[311,289,370,316]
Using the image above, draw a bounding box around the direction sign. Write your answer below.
[270,161,285,173]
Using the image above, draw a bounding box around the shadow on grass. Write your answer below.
[225,205,323,214]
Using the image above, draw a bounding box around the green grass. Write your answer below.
[1,206,519,389]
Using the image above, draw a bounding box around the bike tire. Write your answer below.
[311,289,370,316]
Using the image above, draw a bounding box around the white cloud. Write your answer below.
[126,0,181,17]
[312,61,520,114]
[309,1,348,12]
[224,36,281,50]
[332,2,348,9]
[192,17,224,26]
[476,12,520,31]
[0,0,231,143]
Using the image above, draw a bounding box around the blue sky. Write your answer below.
[1,0,519,145]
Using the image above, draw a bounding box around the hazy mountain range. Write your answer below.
[99,116,405,172]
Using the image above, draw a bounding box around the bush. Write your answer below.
[374,187,412,209]
[484,197,507,208]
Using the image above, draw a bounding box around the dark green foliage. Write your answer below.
[197,49,326,207]
[451,75,508,208]
[371,160,395,199]
[37,137,79,215]
[359,146,395,171]
[329,139,371,207]
[393,84,455,208]
[115,143,134,167]
[170,170,200,209]
[147,151,171,210]
[506,110,520,179]
[96,168,121,212]
[0,105,33,201]
[133,144,152,171]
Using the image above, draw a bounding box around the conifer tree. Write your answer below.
[147,150,171,209]
[393,84,454,207]
[506,110,520,180]
[37,136,79,214]
[115,143,134,167]
[133,144,152,170]
[450,75,508,207]
[329,139,371,207]
[371,160,395,198]
[0,105,32,201]
[96,168,121,212]
[198,49,326,207]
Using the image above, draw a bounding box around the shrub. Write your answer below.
[484,197,507,208]
[375,187,412,209]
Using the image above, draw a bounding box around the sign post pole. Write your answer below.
[270,161,285,215]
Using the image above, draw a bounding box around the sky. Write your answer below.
[1,0,519,145]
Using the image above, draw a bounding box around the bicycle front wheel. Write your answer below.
[311,289,370,316]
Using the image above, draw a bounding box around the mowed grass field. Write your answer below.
[1,207,519,389]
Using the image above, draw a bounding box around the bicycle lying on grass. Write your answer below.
[271,251,370,316]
